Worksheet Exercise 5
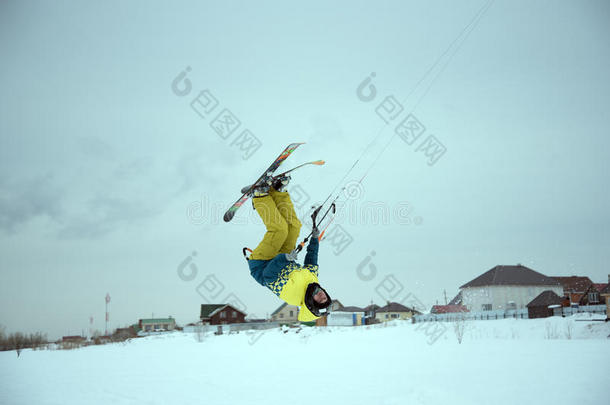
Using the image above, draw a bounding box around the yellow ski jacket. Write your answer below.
[249,237,321,321]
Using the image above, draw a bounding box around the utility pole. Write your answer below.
[444,289,448,305]
[105,293,111,336]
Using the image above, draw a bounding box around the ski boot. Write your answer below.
[252,184,270,197]
[241,174,291,195]
[271,175,291,192]
[241,172,274,197]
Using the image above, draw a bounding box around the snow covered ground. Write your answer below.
[1,314,609,405]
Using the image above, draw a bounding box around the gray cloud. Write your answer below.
[56,194,160,239]
[0,173,64,233]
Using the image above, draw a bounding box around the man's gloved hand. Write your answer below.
[285,249,299,262]
[311,226,320,240]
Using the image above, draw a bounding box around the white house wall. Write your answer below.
[461,285,564,311]
[327,312,356,326]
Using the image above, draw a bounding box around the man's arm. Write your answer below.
[304,236,319,267]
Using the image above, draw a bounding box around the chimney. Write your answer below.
[608,274,610,284]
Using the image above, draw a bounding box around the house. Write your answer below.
[338,305,365,312]
[329,299,344,311]
[551,276,593,304]
[580,283,608,306]
[332,306,366,326]
[271,303,298,322]
[200,304,246,325]
[527,290,563,319]
[62,335,86,343]
[113,326,137,339]
[138,317,176,332]
[430,304,469,314]
[363,303,380,315]
[375,302,419,322]
[600,279,610,320]
[362,303,380,324]
[246,318,268,323]
[459,264,563,311]
[316,305,366,326]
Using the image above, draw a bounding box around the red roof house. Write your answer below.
[430,305,469,314]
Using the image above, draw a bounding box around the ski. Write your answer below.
[239,160,325,194]
[273,160,325,179]
[223,143,304,222]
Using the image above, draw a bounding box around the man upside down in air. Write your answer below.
[246,176,332,322]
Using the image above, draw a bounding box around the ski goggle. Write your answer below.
[312,286,327,301]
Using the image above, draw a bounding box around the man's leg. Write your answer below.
[250,195,289,260]
[269,188,302,254]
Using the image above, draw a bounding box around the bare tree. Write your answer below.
[195,325,206,342]
[545,321,559,339]
[564,321,573,340]
[0,328,48,352]
[29,332,48,350]
[8,332,25,357]
[92,329,102,345]
[453,316,467,344]
[0,324,6,351]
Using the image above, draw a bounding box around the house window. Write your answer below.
[279,313,284,318]
[588,292,599,303]
[232,311,237,318]
[506,302,516,310]
[145,325,151,331]
[385,314,389,319]
[289,310,294,317]
[482,304,492,311]
[220,312,226,318]
[391,314,399,319]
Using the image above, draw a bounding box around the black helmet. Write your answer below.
[304,283,332,317]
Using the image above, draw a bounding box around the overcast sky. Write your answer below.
[1,0,609,339]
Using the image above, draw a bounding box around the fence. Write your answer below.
[561,305,606,316]
[413,305,607,323]
[183,321,282,335]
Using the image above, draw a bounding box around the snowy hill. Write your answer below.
[1,315,609,405]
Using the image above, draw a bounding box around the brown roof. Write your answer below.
[200,304,225,318]
[527,290,563,307]
[460,265,561,288]
[62,335,85,341]
[376,302,416,313]
[591,283,607,293]
[363,304,380,311]
[200,304,246,318]
[431,305,469,314]
[551,276,592,293]
[335,306,365,312]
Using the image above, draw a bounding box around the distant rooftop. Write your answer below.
[551,276,592,292]
[527,290,563,307]
[335,306,365,312]
[461,265,561,288]
[431,305,469,314]
[376,302,418,313]
[140,318,174,324]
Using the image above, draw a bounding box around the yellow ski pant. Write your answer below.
[250,189,302,260]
